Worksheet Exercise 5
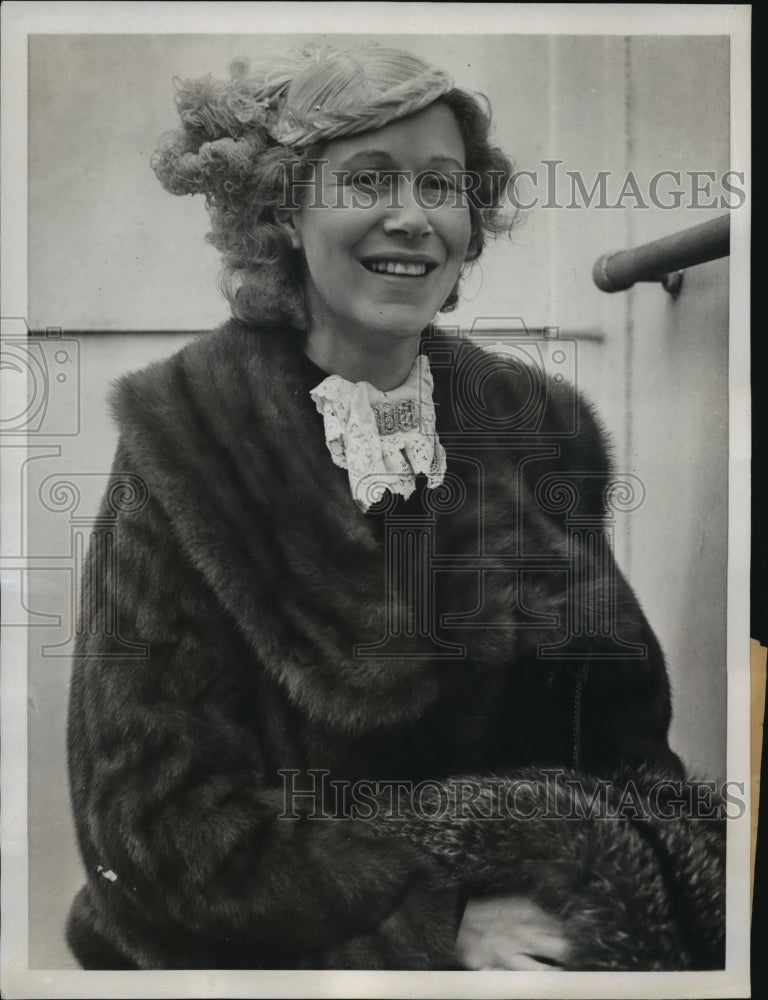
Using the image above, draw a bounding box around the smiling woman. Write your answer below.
[278,104,472,387]
[65,43,726,972]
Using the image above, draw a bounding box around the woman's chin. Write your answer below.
[357,305,438,340]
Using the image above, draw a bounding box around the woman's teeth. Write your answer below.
[364,261,428,276]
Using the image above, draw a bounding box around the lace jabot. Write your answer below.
[309,354,447,511]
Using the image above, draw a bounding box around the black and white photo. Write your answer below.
[0,3,752,998]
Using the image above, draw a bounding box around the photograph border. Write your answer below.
[1,3,752,998]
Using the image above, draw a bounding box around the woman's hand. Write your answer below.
[455,894,572,971]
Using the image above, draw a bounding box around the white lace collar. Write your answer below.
[309,354,447,511]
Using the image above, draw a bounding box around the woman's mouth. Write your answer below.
[361,259,437,277]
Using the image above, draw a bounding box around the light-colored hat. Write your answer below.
[264,46,454,148]
[152,44,455,197]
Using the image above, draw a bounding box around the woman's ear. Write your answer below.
[274,208,303,250]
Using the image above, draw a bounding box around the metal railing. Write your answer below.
[593,214,730,298]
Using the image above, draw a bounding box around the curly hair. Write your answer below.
[150,46,516,329]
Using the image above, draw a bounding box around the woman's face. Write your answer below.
[283,102,472,344]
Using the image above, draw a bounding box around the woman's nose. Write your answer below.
[381,176,433,239]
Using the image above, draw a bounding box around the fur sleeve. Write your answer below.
[67,440,458,969]
[363,764,726,971]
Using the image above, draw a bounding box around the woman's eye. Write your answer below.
[421,174,456,193]
[416,173,462,207]
[351,170,390,189]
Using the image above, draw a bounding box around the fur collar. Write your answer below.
[110,320,610,733]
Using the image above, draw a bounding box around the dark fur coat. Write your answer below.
[66,320,725,970]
